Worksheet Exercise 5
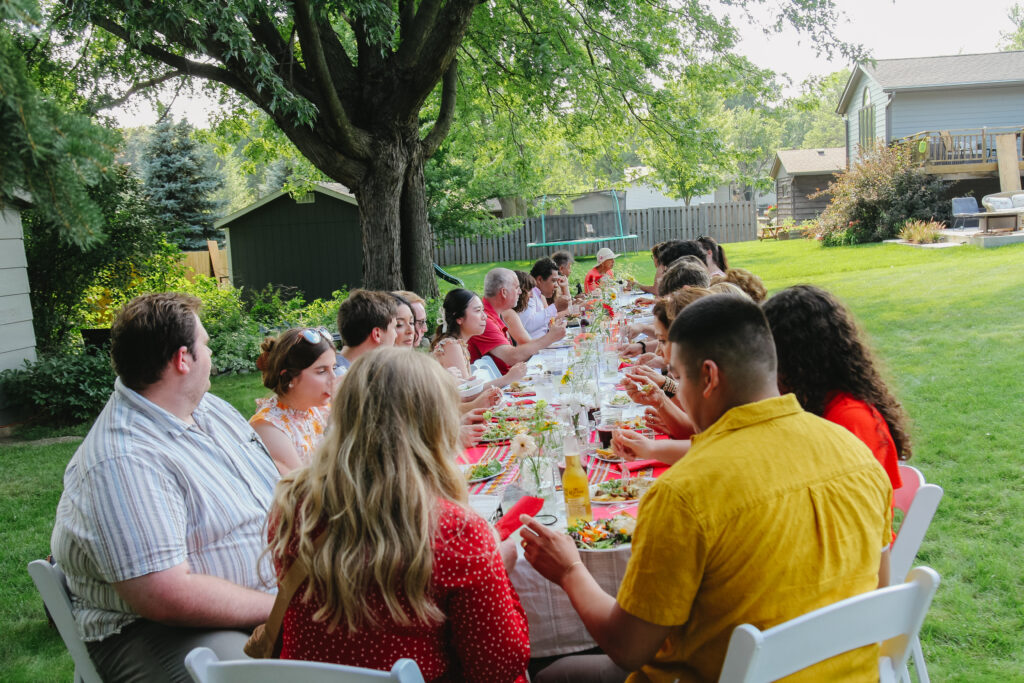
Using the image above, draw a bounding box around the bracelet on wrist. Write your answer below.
[639,340,647,354]
[561,560,584,584]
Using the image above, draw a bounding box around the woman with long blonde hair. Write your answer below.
[267,347,530,681]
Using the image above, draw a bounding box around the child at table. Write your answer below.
[267,348,529,682]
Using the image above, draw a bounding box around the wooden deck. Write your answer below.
[896,128,1024,180]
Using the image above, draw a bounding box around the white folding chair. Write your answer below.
[185,647,425,683]
[890,465,944,683]
[718,566,940,683]
[470,355,501,383]
[27,560,103,683]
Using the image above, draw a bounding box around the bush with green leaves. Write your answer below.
[0,350,115,424]
[811,143,950,245]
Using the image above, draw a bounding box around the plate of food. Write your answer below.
[591,447,625,463]
[609,393,632,407]
[479,421,520,443]
[567,514,635,550]
[590,477,655,504]
[463,460,506,483]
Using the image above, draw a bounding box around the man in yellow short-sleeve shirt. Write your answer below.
[521,295,892,682]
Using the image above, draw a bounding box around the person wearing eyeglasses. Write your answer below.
[251,327,338,474]
[394,290,429,347]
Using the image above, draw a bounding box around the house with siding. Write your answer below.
[215,182,362,300]
[0,194,37,424]
[836,51,1024,192]
[769,148,845,223]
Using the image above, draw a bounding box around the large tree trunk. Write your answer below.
[354,135,407,290]
[400,144,439,297]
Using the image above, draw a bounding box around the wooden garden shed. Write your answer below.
[216,182,362,300]
[769,148,846,224]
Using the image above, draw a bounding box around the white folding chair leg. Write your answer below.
[911,635,930,683]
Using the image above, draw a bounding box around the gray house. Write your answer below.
[216,182,362,300]
[836,51,1024,190]
[769,148,846,223]
[0,194,37,424]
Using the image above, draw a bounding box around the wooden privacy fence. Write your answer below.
[180,240,230,285]
[434,202,757,266]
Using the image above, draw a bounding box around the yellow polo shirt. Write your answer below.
[617,394,892,683]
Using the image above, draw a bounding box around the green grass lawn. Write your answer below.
[3,238,1024,680]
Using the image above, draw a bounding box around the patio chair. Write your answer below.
[185,647,425,683]
[718,566,940,683]
[891,465,944,683]
[26,559,103,683]
[950,197,980,229]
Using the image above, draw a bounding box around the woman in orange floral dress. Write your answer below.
[251,327,337,474]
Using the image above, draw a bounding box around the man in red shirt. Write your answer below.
[468,268,567,373]
[585,247,620,292]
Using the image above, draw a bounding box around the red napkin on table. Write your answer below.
[509,391,536,398]
[624,459,661,472]
[495,496,545,540]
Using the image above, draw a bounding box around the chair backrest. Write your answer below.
[718,567,940,683]
[890,465,944,585]
[185,647,425,683]
[470,355,501,383]
[951,197,979,216]
[27,560,103,683]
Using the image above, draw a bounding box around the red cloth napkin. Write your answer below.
[509,391,536,398]
[495,496,545,540]
[624,459,661,472]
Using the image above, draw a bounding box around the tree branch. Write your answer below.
[293,0,371,158]
[421,61,457,157]
[90,70,185,113]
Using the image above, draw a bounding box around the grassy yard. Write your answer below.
[3,238,1024,680]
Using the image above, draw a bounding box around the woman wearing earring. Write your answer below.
[431,288,526,388]
[251,327,337,474]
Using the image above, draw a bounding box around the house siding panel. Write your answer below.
[846,73,887,165]
[889,86,1024,140]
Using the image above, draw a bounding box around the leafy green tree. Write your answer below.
[51,0,862,294]
[1001,3,1024,50]
[0,0,116,246]
[142,118,225,250]
[781,70,848,149]
[23,165,167,350]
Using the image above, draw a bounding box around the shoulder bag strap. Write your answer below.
[263,530,327,657]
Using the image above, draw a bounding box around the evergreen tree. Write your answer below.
[142,119,225,250]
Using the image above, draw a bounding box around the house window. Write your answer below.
[858,89,875,152]
[778,179,791,199]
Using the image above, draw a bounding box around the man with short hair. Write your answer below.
[522,258,570,338]
[550,250,576,299]
[335,289,399,374]
[51,292,281,683]
[467,267,567,373]
[521,295,892,683]
[658,255,710,295]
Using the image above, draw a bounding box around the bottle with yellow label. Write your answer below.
[562,434,592,526]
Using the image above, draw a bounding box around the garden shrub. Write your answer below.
[0,350,115,424]
[811,143,950,245]
[899,219,944,244]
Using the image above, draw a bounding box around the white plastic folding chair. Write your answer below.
[890,465,944,683]
[27,560,103,683]
[718,566,940,683]
[185,647,425,683]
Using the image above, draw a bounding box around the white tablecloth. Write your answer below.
[508,537,632,658]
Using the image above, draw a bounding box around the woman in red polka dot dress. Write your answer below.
[267,348,530,682]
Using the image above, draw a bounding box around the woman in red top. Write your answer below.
[267,347,530,682]
[762,285,911,493]
[584,247,619,292]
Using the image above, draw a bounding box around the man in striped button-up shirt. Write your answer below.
[51,293,281,682]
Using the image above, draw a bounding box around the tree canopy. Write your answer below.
[44,0,863,293]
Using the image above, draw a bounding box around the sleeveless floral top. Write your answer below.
[250,397,330,466]
[431,336,471,379]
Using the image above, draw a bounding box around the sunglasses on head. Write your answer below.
[300,327,334,345]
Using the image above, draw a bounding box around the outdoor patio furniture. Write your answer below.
[950,197,980,229]
[27,559,103,683]
[891,465,944,683]
[718,566,941,683]
[185,648,425,683]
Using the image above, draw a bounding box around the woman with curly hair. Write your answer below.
[762,285,910,494]
[267,348,530,680]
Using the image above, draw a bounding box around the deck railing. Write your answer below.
[896,127,1023,167]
